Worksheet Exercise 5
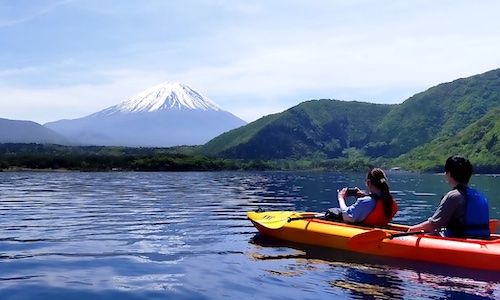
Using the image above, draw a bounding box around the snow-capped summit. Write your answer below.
[44,82,247,147]
[95,82,222,116]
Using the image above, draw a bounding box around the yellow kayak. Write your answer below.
[247,210,500,271]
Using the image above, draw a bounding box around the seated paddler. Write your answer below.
[407,155,490,238]
[325,168,398,226]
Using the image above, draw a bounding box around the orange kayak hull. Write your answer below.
[247,211,500,271]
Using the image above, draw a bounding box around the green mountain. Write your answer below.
[199,100,392,159]
[368,68,500,157]
[198,68,500,171]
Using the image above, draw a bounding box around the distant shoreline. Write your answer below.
[1,167,499,176]
[1,167,77,172]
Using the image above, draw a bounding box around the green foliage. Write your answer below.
[197,113,281,156]
[371,69,500,157]
[0,143,387,173]
[195,69,500,173]
[199,99,392,160]
[393,107,500,172]
[0,143,283,172]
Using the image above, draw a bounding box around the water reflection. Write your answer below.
[329,266,404,300]
[250,233,500,299]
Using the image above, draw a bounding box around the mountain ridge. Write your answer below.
[0,118,70,145]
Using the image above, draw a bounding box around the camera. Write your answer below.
[346,188,358,197]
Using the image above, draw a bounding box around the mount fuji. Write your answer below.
[44,83,247,147]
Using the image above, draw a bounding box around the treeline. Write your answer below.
[0,143,263,171]
[0,152,279,172]
[0,143,381,172]
[1,143,497,173]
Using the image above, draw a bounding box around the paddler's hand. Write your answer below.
[353,187,365,198]
[338,188,347,198]
[337,188,349,211]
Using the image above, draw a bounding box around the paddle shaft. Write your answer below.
[288,214,324,222]
[388,230,426,239]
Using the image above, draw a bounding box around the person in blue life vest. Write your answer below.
[325,168,398,226]
[407,155,490,238]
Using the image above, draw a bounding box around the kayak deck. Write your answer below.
[247,210,500,271]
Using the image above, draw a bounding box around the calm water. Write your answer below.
[0,171,499,299]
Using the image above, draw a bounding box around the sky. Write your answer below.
[1,0,500,124]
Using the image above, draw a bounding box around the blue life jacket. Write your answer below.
[464,187,490,237]
[445,186,490,238]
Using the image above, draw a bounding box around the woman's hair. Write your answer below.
[367,168,393,218]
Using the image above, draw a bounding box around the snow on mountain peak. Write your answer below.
[98,82,223,116]
[122,82,222,112]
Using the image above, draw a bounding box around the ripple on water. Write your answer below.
[0,171,499,300]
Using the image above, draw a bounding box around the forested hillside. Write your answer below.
[393,107,500,172]
[368,69,500,157]
[197,68,500,172]
[199,100,392,159]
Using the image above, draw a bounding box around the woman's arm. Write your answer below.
[338,188,376,223]
[337,188,349,211]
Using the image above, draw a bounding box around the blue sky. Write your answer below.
[2,0,500,124]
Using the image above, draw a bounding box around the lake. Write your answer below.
[0,171,499,299]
